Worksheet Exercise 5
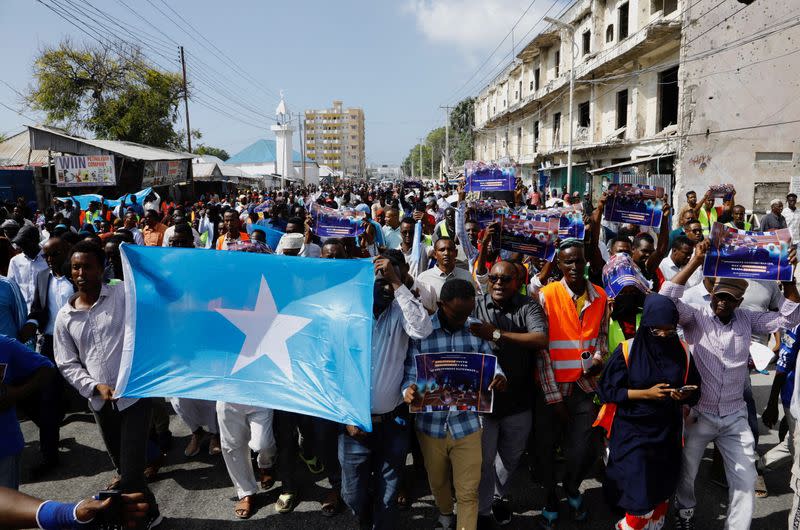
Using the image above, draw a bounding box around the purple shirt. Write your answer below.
[660,280,800,416]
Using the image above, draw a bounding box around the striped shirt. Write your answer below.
[661,280,800,416]
[402,312,500,439]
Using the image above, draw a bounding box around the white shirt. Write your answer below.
[161,225,202,248]
[659,255,702,289]
[45,273,74,336]
[7,252,48,312]
[416,266,478,314]
[401,243,429,279]
[127,227,145,246]
[784,206,800,243]
[54,283,137,411]
[371,285,433,414]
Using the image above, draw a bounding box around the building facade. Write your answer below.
[304,100,366,178]
[473,0,800,215]
[675,0,800,215]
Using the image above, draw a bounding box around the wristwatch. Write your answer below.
[492,329,502,342]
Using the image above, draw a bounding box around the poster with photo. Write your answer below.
[498,215,559,260]
[603,183,665,227]
[310,202,366,237]
[464,160,516,192]
[602,252,652,297]
[411,352,497,413]
[54,155,116,187]
[703,222,793,282]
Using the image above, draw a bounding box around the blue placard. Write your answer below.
[310,203,366,238]
[602,252,652,298]
[703,222,793,282]
[603,183,665,228]
[499,215,559,260]
[411,352,497,413]
[465,161,516,192]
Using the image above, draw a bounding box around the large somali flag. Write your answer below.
[116,245,374,430]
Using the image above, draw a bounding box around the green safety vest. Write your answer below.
[608,312,642,360]
[726,221,752,231]
[698,207,718,236]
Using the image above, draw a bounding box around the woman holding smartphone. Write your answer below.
[596,293,701,530]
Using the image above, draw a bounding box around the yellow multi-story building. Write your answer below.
[304,100,365,178]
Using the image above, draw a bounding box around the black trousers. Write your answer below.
[19,335,64,464]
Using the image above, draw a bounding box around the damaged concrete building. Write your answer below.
[473,0,799,215]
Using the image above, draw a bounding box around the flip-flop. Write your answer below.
[396,490,410,511]
[276,493,298,514]
[298,452,325,474]
[321,491,341,518]
[234,496,253,519]
[755,475,768,498]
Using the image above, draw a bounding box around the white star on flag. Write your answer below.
[215,276,311,381]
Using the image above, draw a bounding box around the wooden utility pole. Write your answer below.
[180,46,192,152]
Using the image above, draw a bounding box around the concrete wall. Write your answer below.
[675,0,800,214]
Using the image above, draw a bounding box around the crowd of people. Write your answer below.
[1,179,800,530]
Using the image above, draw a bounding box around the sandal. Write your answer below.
[396,489,410,511]
[259,467,275,490]
[298,452,325,474]
[276,492,298,514]
[321,489,341,517]
[755,474,768,498]
[234,496,253,519]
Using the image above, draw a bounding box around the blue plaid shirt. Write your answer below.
[402,312,501,439]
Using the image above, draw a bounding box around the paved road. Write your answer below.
[18,372,793,529]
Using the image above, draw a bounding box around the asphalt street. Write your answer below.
[18,372,793,529]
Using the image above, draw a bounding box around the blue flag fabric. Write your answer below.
[116,245,375,430]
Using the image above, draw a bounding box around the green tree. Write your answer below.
[194,144,230,161]
[449,97,475,169]
[27,40,187,150]
[401,126,446,179]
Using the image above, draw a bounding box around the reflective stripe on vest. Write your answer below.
[542,281,608,383]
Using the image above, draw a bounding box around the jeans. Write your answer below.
[676,408,756,530]
[744,377,759,447]
[478,409,532,515]
[92,398,154,500]
[0,453,20,490]
[764,408,795,471]
[338,412,409,530]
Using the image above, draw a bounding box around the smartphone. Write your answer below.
[97,490,123,525]
[677,385,698,393]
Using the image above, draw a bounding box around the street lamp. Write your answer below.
[545,16,576,195]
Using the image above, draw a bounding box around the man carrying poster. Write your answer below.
[403,278,506,530]
[704,222,794,282]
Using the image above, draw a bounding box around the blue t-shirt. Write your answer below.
[0,335,54,458]
[777,325,799,408]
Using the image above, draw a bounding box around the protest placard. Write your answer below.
[464,160,516,192]
[602,252,652,297]
[603,183,665,227]
[310,202,366,237]
[703,222,793,281]
[410,352,497,413]
[498,215,559,260]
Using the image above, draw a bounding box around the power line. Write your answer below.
[0,101,38,122]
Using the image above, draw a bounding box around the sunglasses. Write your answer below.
[488,274,515,284]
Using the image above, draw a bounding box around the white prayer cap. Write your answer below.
[280,232,304,250]
[771,198,782,206]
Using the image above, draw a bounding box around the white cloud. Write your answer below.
[404,0,553,56]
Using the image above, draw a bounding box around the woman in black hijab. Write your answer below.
[598,293,701,530]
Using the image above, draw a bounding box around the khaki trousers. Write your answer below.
[417,429,482,530]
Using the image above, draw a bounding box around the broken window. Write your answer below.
[606,24,614,42]
[651,0,678,15]
[555,50,561,77]
[553,112,561,146]
[582,30,591,56]
[534,120,540,151]
[618,2,629,39]
[616,89,628,129]
[517,127,523,155]
[658,66,679,130]
[518,80,523,99]
[578,101,591,127]
[534,68,540,90]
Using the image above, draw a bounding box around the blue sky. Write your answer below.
[0,0,566,164]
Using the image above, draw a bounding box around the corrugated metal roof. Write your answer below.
[0,130,49,166]
[192,162,220,179]
[28,125,195,161]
